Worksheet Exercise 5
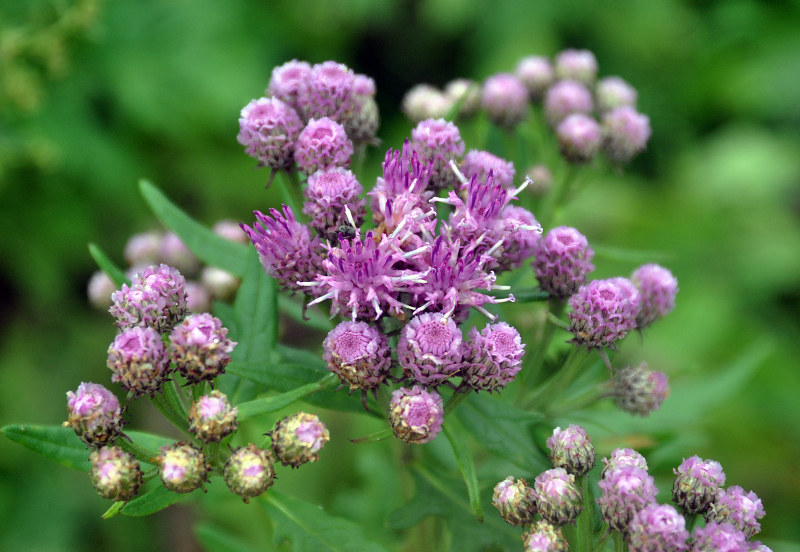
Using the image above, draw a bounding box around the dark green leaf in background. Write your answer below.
[1,424,91,472]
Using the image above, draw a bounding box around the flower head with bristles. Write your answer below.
[268,412,330,468]
[169,313,236,385]
[90,446,142,501]
[411,118,465,191]
[297,61,356,124]
[388,385,444,444]
[597,466,658,532]
[613,362,670,416]
[673,455,726,515]
[493,476,534,526]
[523,520,568,552]
[602,448,649,477]
[267,59,312,112]
[461,150,516,189]
[107,326,170,397]
[237,97,303,169]
[223,444,274,503]
[188,390,238,443]
[462,322,525,391]
[690,522,747,552]
[110,264,187,333]
[631,263,678,328]
[156,442,209,494]
[294,117,354,176]
[568,278,639,350]
[65,382,123,447]
[533,226,595,298]
[323,320,392,391]
[708,486,765,539]
[547,424,596,476]
[347,74,379,143]
[627,504,689,552]
[397,312,463,385]
[303,168,365,238]
[489,205,542,272]
[531,467,583,525]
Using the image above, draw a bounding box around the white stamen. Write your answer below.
[475,305,497,320]
[403,245,430,258]
[371,297,382,320]
[345,205,357,229]
[297,280,321,287]
[449,160,469,186]
[307,291,334,306]
[412,301,431,315]
[493,285,511,291]
[390,217,408,239]
[512,176,532,198]
[486,239,504,257]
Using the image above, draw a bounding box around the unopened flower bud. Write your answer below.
[109,264,187,333]
[212,219,250,244]
[568,279,639,350]
[481,73,529,129]
[303,168,365,238]
[595,76,638,114]
[89,446,142,501]
[267,59,311,113]
[555,49,598,85]
[388,386,444,444]
[444,78,481,118]
[169,313,236,385]
[532,468,583,525]
[462,322,525,392]
[159,232,199,277]
[707,486,765,538]
[268,412,330,468]
[398,313,463,386]
[156,442,209,494]
[223,444,275,502]
[411,118,465,191]
[525,164,554,196]
[402,84,451,122]
[188,390,238,442]
[237,97,303,169]
[185,281,211,313]
[516,55,555,102]
[294,117,354,176]
[673,455,726,515]
[323,321,392,391]
[65,382,123,447]
[601,448,649,477]
[602,106,651,164]
[613,363,670,416]
[631,264,678,328]
[557,113,602,163]
[533,226,595,298]
[690,522,747,552]
[87,271,116,310]
[124,231,162,266]
[461,150,516,189]
[492,476,534,526]
[347,75,379,143]
[297,61,357,124]
[523,520,568,552]
[547,425,596,476]
[597,466,658,532]
[544,80,593,126]
[627,504,689,552]
[200,267,239,302]
[107,326,170,396]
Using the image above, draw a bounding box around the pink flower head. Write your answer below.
[596,76,638,114]
[447,173,512,248]
[631,263,678,328]
[237,97,303,169]
[492,476,535,526]
[673,455,726,514]
[532,468,583,525]
[568,278,639,350]
[267,59,312,112]
[533,226,595,298]
[107,326,170,396]
[411,118,465,191]
[709,486,765,539]
[613,362,670,416]
[388,385,444,444]
[322,320,392,390]
[188,390,238,443]
[398,312,463,385]
[66,382,123,446]
[159,232,198,277]
[294,117,354,176]
[461,150,516,189]
[554,49,598,85]
[516,55,555,101]
[544,79,593,126]
[213,219,250,244]
[124,231,161,266]
[402,84,451,122]
[597,466,658,532]
[606,277,642,332]
[169,313,236,385]
[110,264,187,333]
[690,522,747,552]
[347,74,379,143]
[601,448,649,477]
[602,106,651,164]
[547,425,596,476]
[481,73,529,129]
[523,521,567,552]
[297,61,357,124]
[269,412,330,467]
[444,78,481,118]
[628,504,689,552]
[556,113,602,163]
[303,168,365,237]
[490,205,542,271]
[462,322,525,391]
[156,443,208,494]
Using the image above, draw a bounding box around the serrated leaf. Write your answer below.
[138,179,249,277]
[443,421,483,521]
[262,490,393,552]
[1,424,91,471]
[120,481,190,517]
[236,375,338,421]
[194,523,259,552]
[88,242,129,288]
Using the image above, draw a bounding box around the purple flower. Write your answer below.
[444,78,481,118]
[124,231,161,266]
[169,313,236,385]
[303,168,365,237]
[631,263,678,328]
[223,444,275,502]
[516,55,555,102]
[568,278,639,349]
[241,205,323,293]
[237,97,303,169]
[156,442,209,494]
[188,390,238,443]
[185,281,211,313]
[110,264,187,333]
[90,446,142,501]
[481,73,529,129]
[613,362,670,416]
[531,467,583,525]
[402,84,451,122]
[602,106,651,164]
[411,118,465,191]
[490,205,543,271]
[708,486,765,538]
[388,385,444,444]
[556,113,602,163]
[597,466,658,532]
[690,522,748,552]
[627,504,689,552]
[267,59,312,112]
[544,80,594,126]
[673,456,726,514]
[547,424,596,476]
[269,412,330,468]
[554,49,598,85]
[446,173,511,251]
[397,312,463,386]
[596,76,638,114]
[159,232,199,277]
[322,321,392,391]
[461,150,516,189]
[462,322,525,391]
[492,476,534,526]
[294,117,354,176]
[297,61,357,125]
[533,226,595,298]
[107,326,171,396]
[523,520,568,552]
[601,448,649,477]
[65,382,123,446]
[748,542,773,552]
[346,75,379,143]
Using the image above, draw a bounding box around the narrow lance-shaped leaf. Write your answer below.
[236,375,338,421]
[443,420,483,522]
[88,242,129,288]
[1,424,91,472]
[119,481,190,518]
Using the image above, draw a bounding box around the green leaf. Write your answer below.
[120,481,190,517]
[88,242,129,288]
[236,375,338,421]
[1,424,91,471]
[138,179,250,277]
[592,244,672,263]
[194,523,259,552]
[443,421,483,522]
[261,489,393,552]
[278,294,334,332]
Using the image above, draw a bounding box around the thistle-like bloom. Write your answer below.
[169,313,236,385]
[397,312,463,385]
[601,448,649,477]
[267,59,312,112]
[294,117,354,176]
[602,106,651,164]
[490,206,543,271]
[411,118,465,191]
[492,476,534,526]
[557,113,602,163]
[516,55,555,101]
[223,444,275,503]
[268,412,330,468]
[306,231,427,321]
[159,232,199,277]
[401,84,451,122]
[673,456,727,515]
[188,390,238,443]
[303,168,365,237]
[89,446,142,501]
[124,231,161,266]
[597,466,658,532]
[481,73,529,129]
[388,385,444,444]
[107,326,170,396]
[547,425,596,476]
[707,486,765,538]
[523,520,568,552]
[461,150,516,189]
[544,80,594,126]
[690,522,747,552]
[533,226,595,298]
[554,49,598,85]
[241,205,322,293]
[568,279,639,349]
[65,382,123,446]
[322,321,392,391]
[444,78,481,118]
[631,263,678,328]
[531,467,583,525]
[596,76,638,114]
[347,74,379,143]
[462,322,525,391]
[297,61,356,124]
[156,442,209,494]
[237,97,303,169]
[613,362,670,416]
[110,264,187,333]
[446,174,511,252]
[627,504,689,552]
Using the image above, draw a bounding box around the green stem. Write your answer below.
[280,169,306,220]
[685,513,698,532]
[523,347,589,411]
[515,297,565,402]
[540,164,579,227]
[592,528,611,552]
[577,476,592,552]
[614,531,625,552]
[151,380,191,435]
[549,386,606,417]
[117,435,159,465]
[443,389,470,416]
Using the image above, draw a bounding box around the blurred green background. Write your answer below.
[2,0,799,550]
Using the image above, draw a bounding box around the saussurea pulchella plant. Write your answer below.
[3,52,771,552]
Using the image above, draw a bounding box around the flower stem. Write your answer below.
[577,475,593,552]
[151,380,191,435]
[592,527,611,552]
[522,346,589,410]
[614,531,625,552]
[515,297,566,403]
